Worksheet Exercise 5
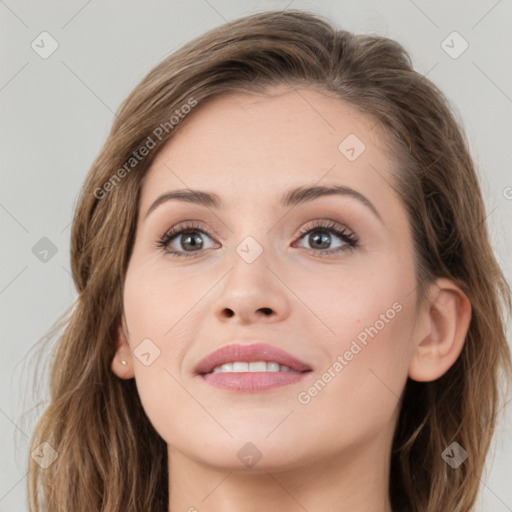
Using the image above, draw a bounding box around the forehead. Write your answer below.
[141,87,399,212]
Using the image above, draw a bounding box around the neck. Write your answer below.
[167,432,394,512]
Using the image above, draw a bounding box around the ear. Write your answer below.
[408,278,472,382]
[111,314,135,379]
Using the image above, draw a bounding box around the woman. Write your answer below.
[27,9,511,512]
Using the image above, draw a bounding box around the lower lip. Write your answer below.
[201,371,310,391]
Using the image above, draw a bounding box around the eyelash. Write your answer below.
[155,220,359,259]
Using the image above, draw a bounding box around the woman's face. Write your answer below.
[118,86,424,471]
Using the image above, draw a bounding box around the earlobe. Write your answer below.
[408,278,472,382]
[111,320,135,379]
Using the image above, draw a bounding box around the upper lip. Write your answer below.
[194,342,312,375]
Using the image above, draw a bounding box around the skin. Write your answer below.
[112,86,471,512]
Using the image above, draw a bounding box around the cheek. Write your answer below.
[121,264,187,412]
[295,261,414,401]
[296,258,410,340]
[122,259,201,343]
[122,264,205,442]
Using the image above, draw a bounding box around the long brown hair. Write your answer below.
[25,9,511,511]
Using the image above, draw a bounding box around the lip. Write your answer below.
[194,342,313,392]
[194,342,312,375]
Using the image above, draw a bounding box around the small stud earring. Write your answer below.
[121,359,127,366]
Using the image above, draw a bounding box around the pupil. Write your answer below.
[310,231,330,249]
[182,233,203,251]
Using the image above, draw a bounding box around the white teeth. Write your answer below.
[232,362,248,372]
[267,361,280,372]
[249,361,267,372]
[211,361,296,373]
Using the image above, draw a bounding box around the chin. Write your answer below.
[171,434,310,472]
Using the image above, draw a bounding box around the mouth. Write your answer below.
[194,342,313,392]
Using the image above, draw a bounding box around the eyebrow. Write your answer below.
[144,184,383,223]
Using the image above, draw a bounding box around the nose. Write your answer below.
[213,244,292,325]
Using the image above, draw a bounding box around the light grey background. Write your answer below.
[1,1,511,510]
